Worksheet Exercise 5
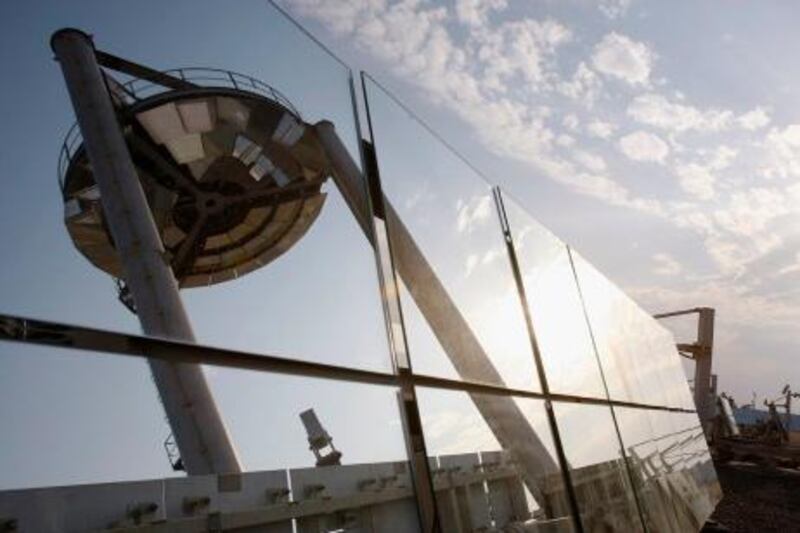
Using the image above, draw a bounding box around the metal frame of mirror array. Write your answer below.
[0,45,697,532]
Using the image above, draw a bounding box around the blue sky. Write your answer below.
[0,0,795,492]
[283,0,800,405]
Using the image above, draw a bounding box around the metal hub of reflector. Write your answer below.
[61,83,330,287]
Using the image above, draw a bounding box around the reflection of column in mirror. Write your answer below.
[50,29,241,475]
[382,186,561,507]
[493,188,586,531]
[316,121,559,508]
[315,120,438,531]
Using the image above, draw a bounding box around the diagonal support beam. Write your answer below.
[95,50,197,92]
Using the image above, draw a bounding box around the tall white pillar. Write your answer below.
[51,28,241,475]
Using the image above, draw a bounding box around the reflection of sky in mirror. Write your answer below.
[416,389,500,457]
[571,250,695,408]
[365,79,541,392]
[501,191,607,398]
[283,0,800,407]
[553,401,643,531]
[553,402,625,469]
[0,2,400,489]
[0,0,709,502]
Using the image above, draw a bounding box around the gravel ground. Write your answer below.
[708,461,800,532]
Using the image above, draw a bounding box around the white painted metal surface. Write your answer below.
[50,28,241,476]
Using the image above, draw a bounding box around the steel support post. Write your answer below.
[51,28,240,475]
[695,307,715,430]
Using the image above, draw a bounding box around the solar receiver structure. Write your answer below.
[0,10,720,533]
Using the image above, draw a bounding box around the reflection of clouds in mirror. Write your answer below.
[464,253,479,278]
[455,194,493,234]
[288,0,800,403]
[555,402,622,468]
[481,245,504,266]
[419,396,500,456]
[364,85,541,388]
[464,246,505,278]
[402,182,436,211]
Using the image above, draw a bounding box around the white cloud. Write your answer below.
[675,164,715,200]
[652,253,682,276]
[283,0,791,280]
[586,120,617,139]
[777,252,800,276]
[706,145,738,170]
[673,145,737,200]
[285,0,664,216]
[591,32,654,85]
[286,0,800,403]
[599,0,633,19]
[475,18,573,90]
[667,183,798,277]
[558,62,603,107]
[562,113,580,131]
[627,93,734,132]
[628,94,771,135]
[738,107,770,130]
[455,0,508,27]
[762,124,800,178]
[670,205,716,235]
[465,253,480,277]
[713,187,790,237]
[555,133,575,147]
[632,280,800,329]
[618,130,670,163]
[573,150,607,172]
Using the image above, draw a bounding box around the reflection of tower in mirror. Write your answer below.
[52,28,334,476]
[300,409,343,467]
[53,25,558,514]
[60,66,330,289]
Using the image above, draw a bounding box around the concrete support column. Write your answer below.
[51,28,240,475]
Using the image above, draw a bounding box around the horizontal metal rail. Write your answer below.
[653,308,704,319]
[0,313,695,414]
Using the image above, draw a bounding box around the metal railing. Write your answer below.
[57,67,300,192]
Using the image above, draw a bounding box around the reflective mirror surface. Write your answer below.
[362,76,541,392]
[500,190,607,398]
[417,389,575,532]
